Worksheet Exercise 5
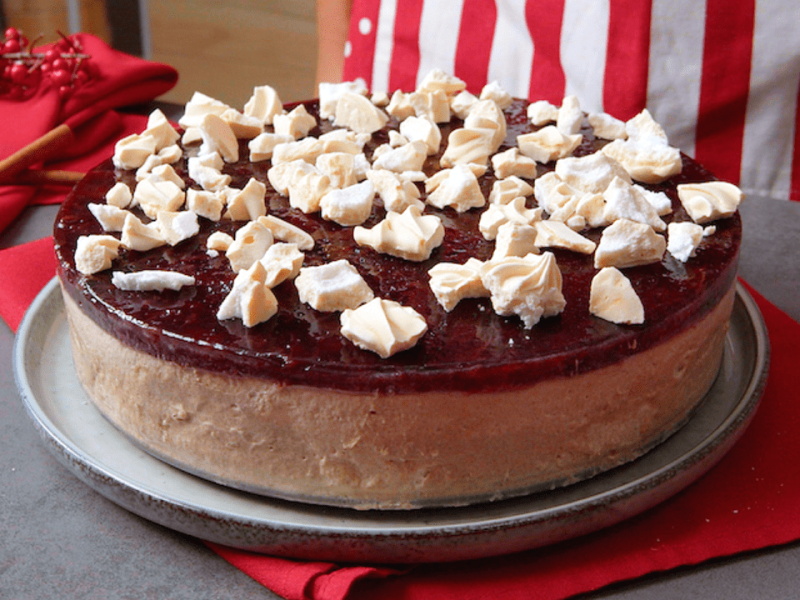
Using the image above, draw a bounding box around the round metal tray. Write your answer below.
[14,278,769,564]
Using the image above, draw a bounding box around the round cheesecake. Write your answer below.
[54,96,741,510]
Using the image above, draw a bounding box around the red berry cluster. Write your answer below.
[1,27,95,100]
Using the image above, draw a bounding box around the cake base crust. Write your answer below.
[62,283,734,510]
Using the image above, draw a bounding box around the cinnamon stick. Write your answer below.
[0,123,76,185]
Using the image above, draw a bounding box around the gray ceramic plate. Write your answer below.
[14,278,769,564]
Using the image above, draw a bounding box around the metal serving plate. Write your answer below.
[14,278,769,564]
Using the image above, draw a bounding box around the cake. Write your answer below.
[53,71,743,510]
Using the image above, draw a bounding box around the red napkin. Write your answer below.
[0,33,178,233]
[1,231,798,599]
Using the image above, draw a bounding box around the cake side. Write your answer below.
[62,282,733,509]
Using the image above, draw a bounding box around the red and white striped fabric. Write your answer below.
[342,0,800,202]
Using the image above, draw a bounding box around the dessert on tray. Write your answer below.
[54,70,742,509]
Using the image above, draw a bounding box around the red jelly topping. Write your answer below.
[54,100,740,394]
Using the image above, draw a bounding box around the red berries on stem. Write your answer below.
[1,28,94,100]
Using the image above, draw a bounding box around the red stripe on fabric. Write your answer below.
[790,78,800,201]
[342,0,382,89]
[454,0,497,95]
[603,0,652,120]
[526,0,566,104]
[388,0,425,92]
[694,0,755,186]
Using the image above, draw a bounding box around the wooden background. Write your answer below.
[2,0,318,107]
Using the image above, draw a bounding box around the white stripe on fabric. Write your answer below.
[416,0,466,88]
[741,0,800,199]
[372,0,399,94]
[561,0,609,114]
[486,0,534,99]
[647,0,706,156]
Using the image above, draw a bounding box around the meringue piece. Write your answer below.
[75,235,121,275]
[554,152,631,194]
[247,132,294,162]
[527,100,559,125]
[408,89,451,123]
[267,159,318,196]
[316,152,358,189]
[273,104,318,140]
[320,180,375,226]
[440,127,496,167]
[480,80,513,110]
[481,252,566,328]
[133,179,185,219]
[425,163,486,193]
[155,210,200,246]
[217,261,278,327]
[428,257,489,311]
[105,181,133,208]
[517,126,582,163]
[319,128,370,153]
[340,298,428,359]
[534,220,596,254]
[399,115,442,155]
[258,243,305,288]
[111,270,195,292]
[667,221,705,262]
[186,189,224,222]
[295,259,374,312]
[491,222,539,260]
[366,169,424,213]
[112,133,158,170]
[417,68,467,95]
[386,90,416,121]
[425,164,486,213]
[143,109,180,152]
[450,90,479,119]
[157,144,182,165]
[354,205,444,261]
[677,181,744,224]
[187,160,231,193]
[220,108,263,139]
[226,220,274,273]
[88,203,129,232]
[479,197,543,240]
[533,171,582,216]
[372,140,428,173]
[257,215,315,251]
[318,80,369,119]
[224,178,268,221]
[334,91,389,134]
[147,163,185,190]
[636,185,673,216]
[626,109,668,143]
[182,127,202,145]
[556,95,583,135]
[590,267,644,324]
[464,99,507,152]
[206,231,234,252]
[243,84,283,126]
[271,137,326,165]
[179,91,231,130]
[600,138,682,184]
[491,147,538,180]
[371,91,390,107]
[198,113,239,163]
[594,218,666,269]
[286,167,332,214]
[603,176,667,231]
[587,112,628,140]
[121,213,167,252]
[574,192,610,229]
[489,176,535,205]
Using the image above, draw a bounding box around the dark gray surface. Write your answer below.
[1,195,798,599]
